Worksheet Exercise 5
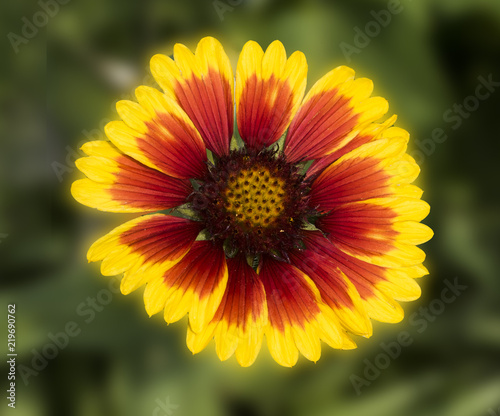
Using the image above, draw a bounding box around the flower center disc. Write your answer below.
[192,149,312,256]
[224,166,286,229]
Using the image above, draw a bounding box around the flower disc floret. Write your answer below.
[191,148,312,257]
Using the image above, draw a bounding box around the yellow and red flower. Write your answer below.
[72,37,433,367]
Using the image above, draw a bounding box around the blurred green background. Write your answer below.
[2,0,500,415]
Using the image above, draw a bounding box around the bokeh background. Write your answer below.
[2,0,500,415]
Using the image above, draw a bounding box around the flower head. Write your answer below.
[72,37,433,367]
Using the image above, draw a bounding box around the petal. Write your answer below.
[392,221,434,245]
[305,115,397,180]
[157,241,228,332]
[236,40,307,150]
[284,66,388,162]
[289,241,372,337]
[87,214,202,295]
[186,255,268,367]
[302,114,432,313]
[305,231,427,323]
[310,136,413,207]
[106,85,207,179]
[309,133,431,269]
[72,141,191,212]
[259,257,345,367]
[316,201,427,268]
[150,37,234,156]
